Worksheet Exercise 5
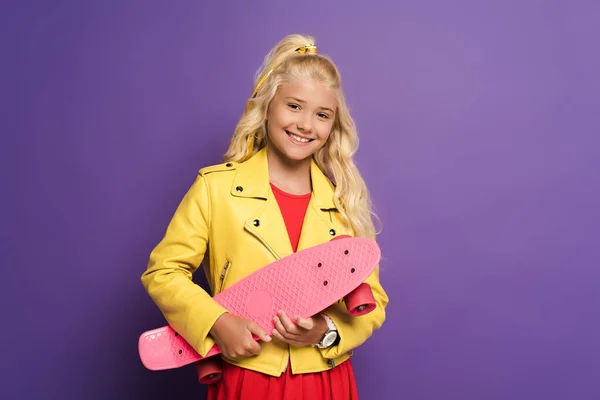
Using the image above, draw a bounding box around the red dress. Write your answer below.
[207,183,359,399]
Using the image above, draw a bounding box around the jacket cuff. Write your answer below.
[190,300,230,356]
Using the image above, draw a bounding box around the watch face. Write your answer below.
[322,331,338,347]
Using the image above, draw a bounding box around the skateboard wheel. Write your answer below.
[344,283,376,316]
[195,358,223,384]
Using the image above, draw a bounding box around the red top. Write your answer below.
[270,183,311,253]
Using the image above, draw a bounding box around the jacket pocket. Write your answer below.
[218,260,231,293]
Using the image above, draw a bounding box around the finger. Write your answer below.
[271,328,286,342]
[274,316,298,338]
[294,315,314,330]
[247,340,262,356]
[226,350,241,360]
[247,322,271,342]
[277,311,300,334]
[273,316,291,337]
[271,329,302,347]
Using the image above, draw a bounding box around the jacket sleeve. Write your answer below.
[140,173,228,357]
[317,263,389,359]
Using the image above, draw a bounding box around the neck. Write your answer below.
[266,145,312,195]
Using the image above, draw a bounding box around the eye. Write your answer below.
[288,103,300,110]
[317,112,330,119]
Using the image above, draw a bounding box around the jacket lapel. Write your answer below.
[231,147,341,260]
[244,195,294,260]
[296,161,340,251]
[231,148,292,260]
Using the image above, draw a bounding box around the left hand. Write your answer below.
[271,310,328,347]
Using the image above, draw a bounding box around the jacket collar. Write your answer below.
[231,147,337,210]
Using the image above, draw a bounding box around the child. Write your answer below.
[141,34,389,399]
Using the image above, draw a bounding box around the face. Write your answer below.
[265,79,337,164]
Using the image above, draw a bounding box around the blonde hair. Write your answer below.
[224,34,379,238]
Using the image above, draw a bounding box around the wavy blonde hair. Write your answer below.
[224,34,379,238]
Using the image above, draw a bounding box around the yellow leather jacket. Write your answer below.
[141,147,389,377]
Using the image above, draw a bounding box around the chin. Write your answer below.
[273,143,314,161]
[282,149,315,162]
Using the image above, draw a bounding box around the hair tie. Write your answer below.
[251,44,319,98]
[295,44,318,54]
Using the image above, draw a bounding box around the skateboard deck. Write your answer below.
[138,236,380,375]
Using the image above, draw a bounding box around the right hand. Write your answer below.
[209,313,271,360]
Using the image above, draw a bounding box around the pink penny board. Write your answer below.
[139,236,380,371]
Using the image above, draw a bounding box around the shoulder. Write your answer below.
[195,161,240,194]
[197,161,239,177]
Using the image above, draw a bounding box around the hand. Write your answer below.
[271,310,328,347]
[209,313,271,360]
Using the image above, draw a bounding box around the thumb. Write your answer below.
[246,321,271,342]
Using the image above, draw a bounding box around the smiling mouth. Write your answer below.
[286,131,314,143]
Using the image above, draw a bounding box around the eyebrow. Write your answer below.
[285,97,335,114]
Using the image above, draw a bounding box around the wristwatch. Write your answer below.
[315,313,338,349]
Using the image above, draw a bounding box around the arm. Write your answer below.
[140,174,228,357]
[317,265,389,359]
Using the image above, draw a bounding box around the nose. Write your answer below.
[297,114,313,133]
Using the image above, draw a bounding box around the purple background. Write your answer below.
[3,1,599,399]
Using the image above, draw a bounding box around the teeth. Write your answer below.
[288,132,311,143]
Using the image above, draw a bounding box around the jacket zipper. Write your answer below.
[218,260,231,293]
